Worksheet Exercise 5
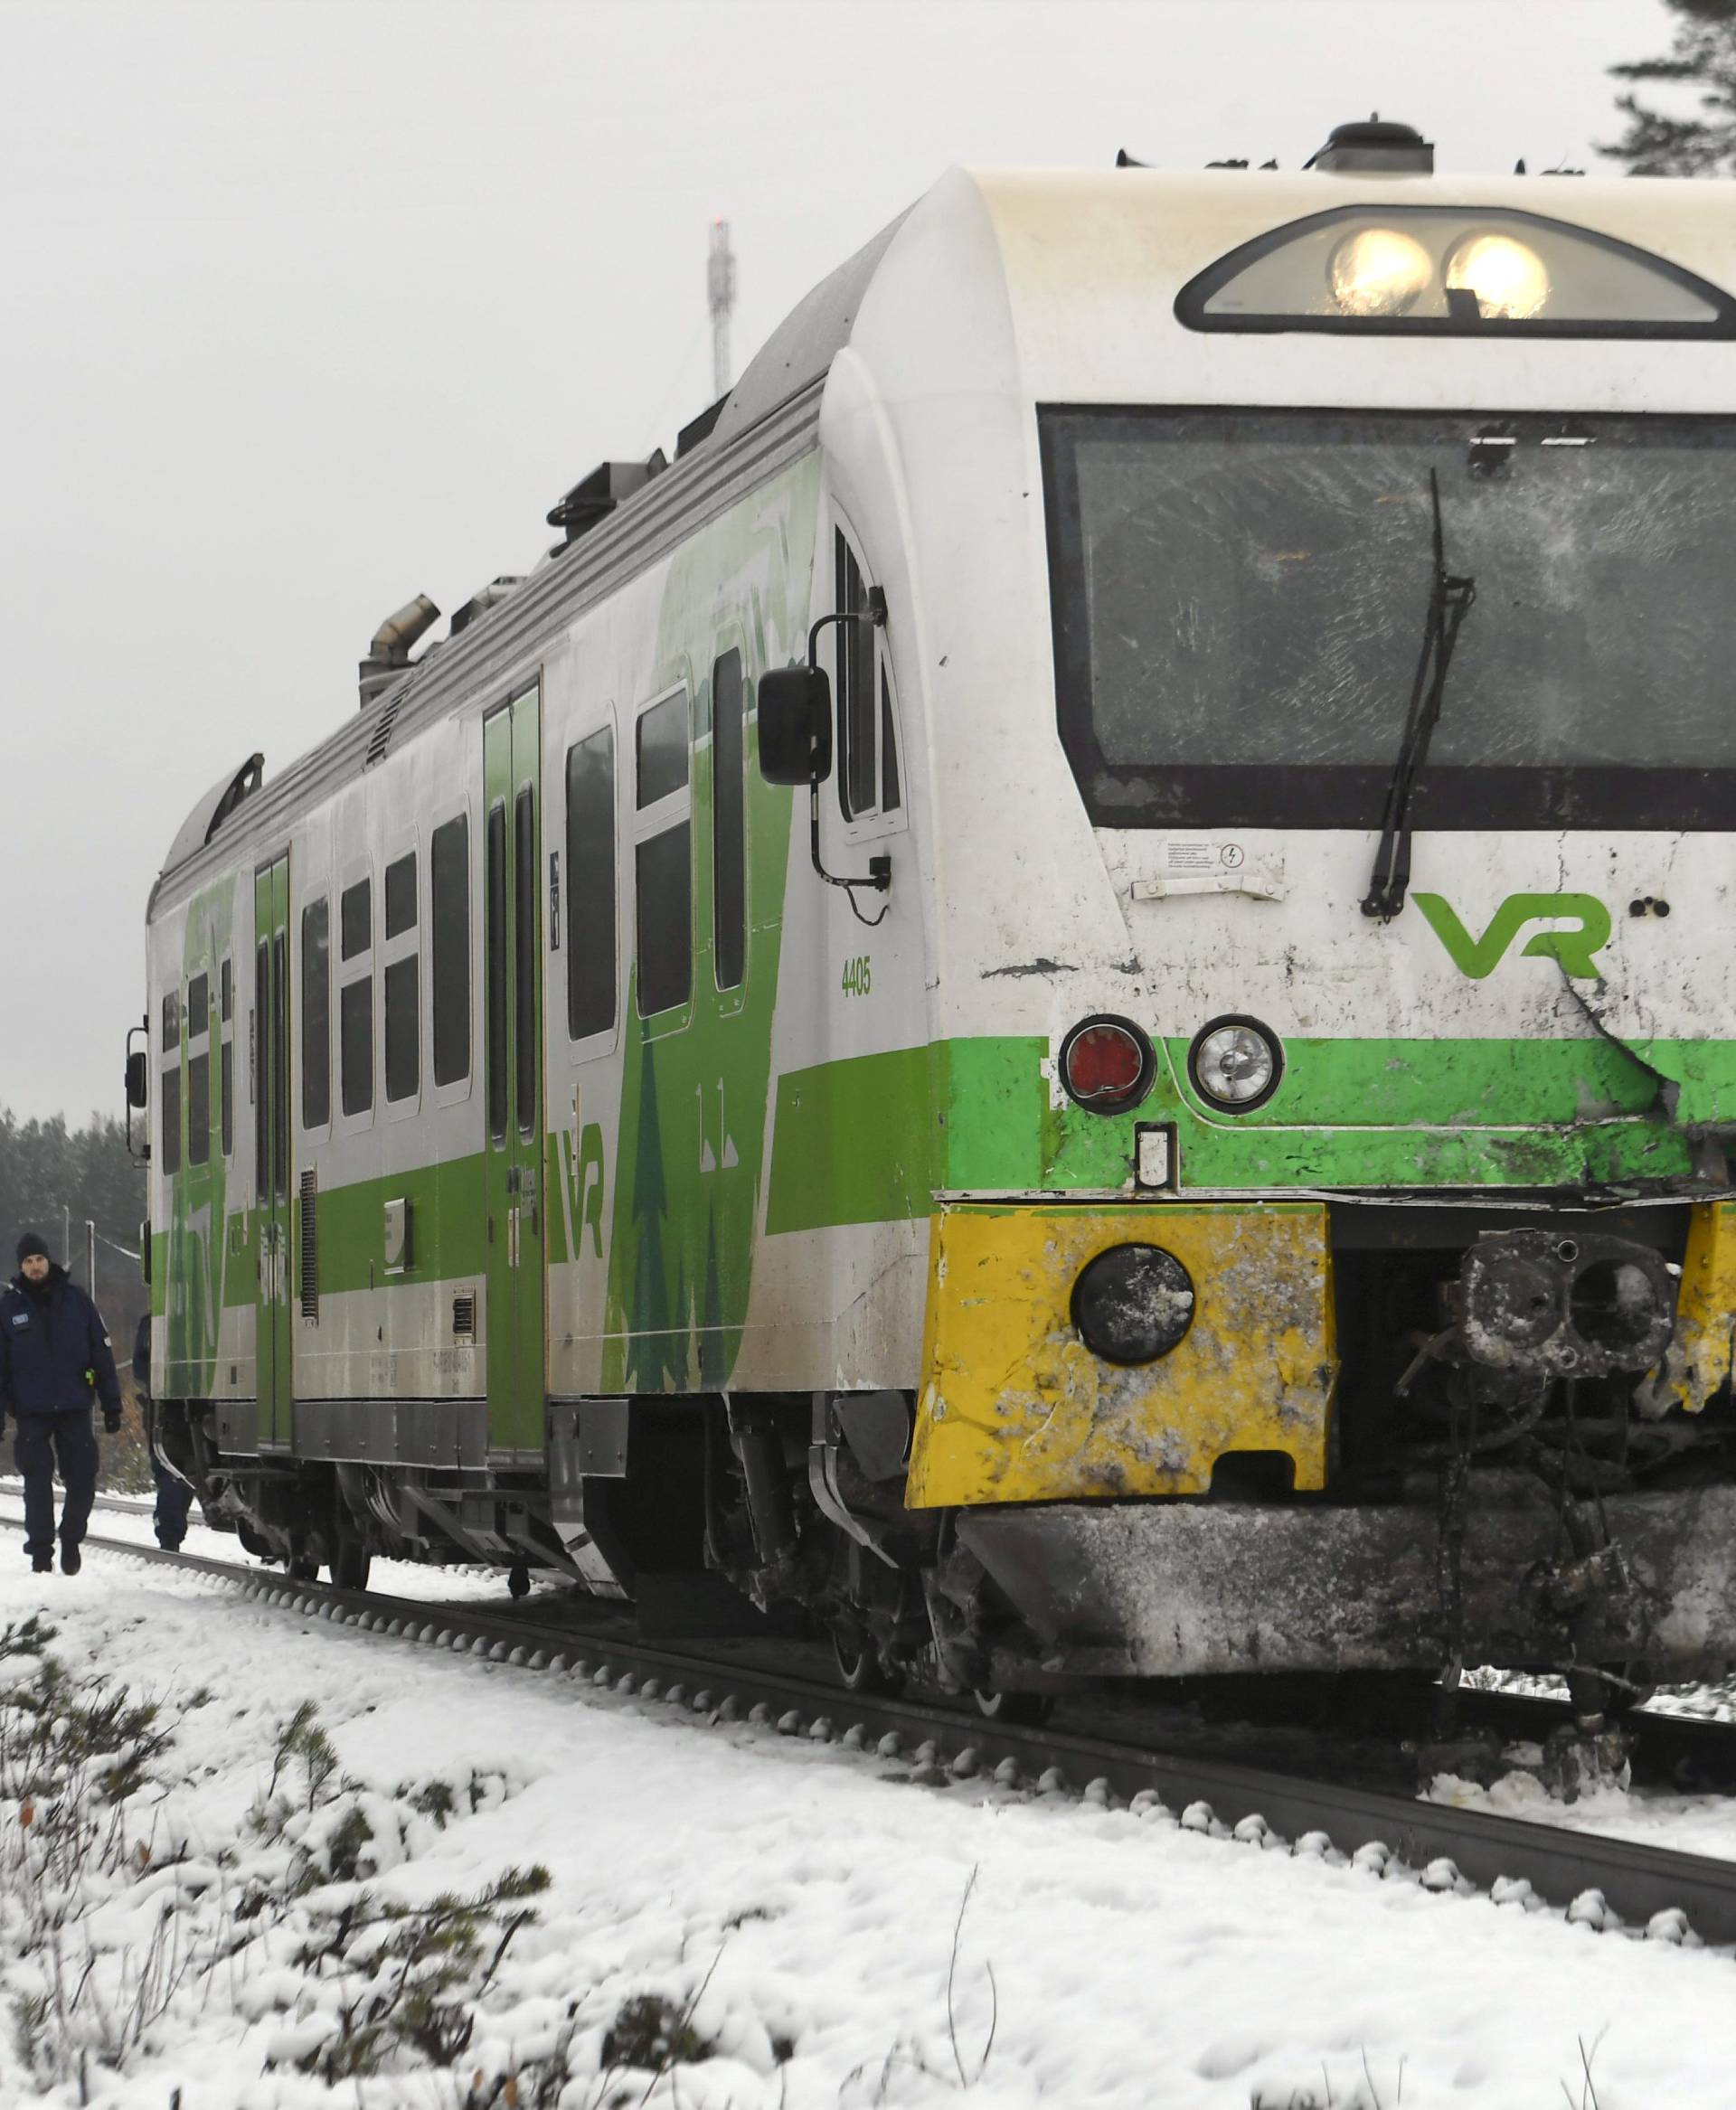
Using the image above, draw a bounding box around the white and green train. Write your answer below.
[137,121,1736,1709]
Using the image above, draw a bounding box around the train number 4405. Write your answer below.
[841,956,873,997]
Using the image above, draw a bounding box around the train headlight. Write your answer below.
[1059,1016,1155,1116]
[1189,1016,1281,1112]
[1072,1243,1195,1365]
[1443,232,1549,320]
[1327,226,1432,317]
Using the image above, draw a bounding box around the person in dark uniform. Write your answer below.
[132,1314,193,1550]
[0,1231,121,1574]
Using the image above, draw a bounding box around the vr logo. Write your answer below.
[1412,892,1611,981]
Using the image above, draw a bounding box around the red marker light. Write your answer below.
[1061,1020,1153,1114]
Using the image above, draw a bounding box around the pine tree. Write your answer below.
[1604,1,1736,174]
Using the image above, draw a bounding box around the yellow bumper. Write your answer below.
[1661,1200,1736,1413]
[906,1203,1335,1508]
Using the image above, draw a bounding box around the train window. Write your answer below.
[221,1035,233,1157]
[486,799,508,1141]
[187,1052,210,1166]
[270,930,288,1195]
[880,666,901,814]
[221,958,231,1022]
[835,530,901,823]
[384,955,420,1104]
[300,898,331,1130]
[514,786,536,1131]
[341,880,371,960]
[836,533,875,818]
[340,975,373,1117]
[430,815,470,1087]
[160,991,179,1052]
[636,824,692,1016]
[1177,205,1736,339]
[385,852,417,939]
[637,692,688,806]
[187,974,208,1040]
[712,651,745,990]
[254,942,269,1173]
[565,728,616,1040]
[160,1062,181,1177]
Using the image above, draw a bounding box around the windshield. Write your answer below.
[1042,408,1736,829]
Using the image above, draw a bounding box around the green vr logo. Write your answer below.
[1412,892,1611,980]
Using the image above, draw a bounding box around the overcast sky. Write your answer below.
[0,0,1678,1126]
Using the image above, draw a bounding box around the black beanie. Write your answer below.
[15,1231,49,1267]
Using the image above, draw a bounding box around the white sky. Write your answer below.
[0,0,1678,1124]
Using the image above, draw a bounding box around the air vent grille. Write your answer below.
[364,695,402,768]
[298,1169,319,1319]
[452,1290,476,1339]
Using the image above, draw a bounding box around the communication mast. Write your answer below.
[708,218,737,401]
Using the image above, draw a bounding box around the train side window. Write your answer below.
[160,991,179,1051]
[186,972,210,1167]
[384,955,420,1103]
[565,729,617,1041]
[430,815,470,1087]
[385,852,417,939]
[340,976,373,1116]
[513,786,535,1130]
[271,931,288,1195]
[712,650,745,989]
[220,958,233,1157]
[835,528,901,823]
[161,1057,182,1177]
[341,879,371,960]
[634,690,691,1017]
[300,898,331,1130]
[254,942,269,1172]
[880,666,901,814]
[486,799,508,1140]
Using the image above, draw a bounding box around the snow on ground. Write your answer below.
[0,1484,540,1604]
[1426,1759,1736,1861]
[2,1543,1736,2107]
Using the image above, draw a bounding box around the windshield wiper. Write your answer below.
[1361,467,1477,921]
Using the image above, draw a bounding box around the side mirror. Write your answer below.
[125,1050,148,1110]
[757,666,833,786]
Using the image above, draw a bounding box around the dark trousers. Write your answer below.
[14,1409,99,1559]
[152,1455,193,1547]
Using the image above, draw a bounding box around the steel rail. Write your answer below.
[6,1519,1736,1950]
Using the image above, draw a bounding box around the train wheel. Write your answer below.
[832,1625,903,1697]
[330,1541,372,1592]
[508,1562,531,1599]
[286,1546,320,1581]
[974,1686,1053,1729]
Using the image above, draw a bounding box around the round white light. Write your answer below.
[1192,1022,1278,1108]
[1443,233,1550,321]
[1327,226,1433,317]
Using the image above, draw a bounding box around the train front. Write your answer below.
[897,136,1736,1712]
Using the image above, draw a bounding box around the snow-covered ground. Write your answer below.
[2,1539,1736,2106]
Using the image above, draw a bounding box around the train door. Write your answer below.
[483,687,546,1455]
[252,855,292,1445]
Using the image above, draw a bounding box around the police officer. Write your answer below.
[132,1314,193,1551]
[0,1231,121,1574]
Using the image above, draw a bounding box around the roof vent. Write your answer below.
[359,592,440,711]
[1307,118,1433,176]
[546,451,667,547]
[449,575,526,639]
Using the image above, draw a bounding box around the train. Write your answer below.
[135,118,1736,1727]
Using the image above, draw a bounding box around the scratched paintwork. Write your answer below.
[907,1203,1334,1507]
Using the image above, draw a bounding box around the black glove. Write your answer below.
[103,1408,122,1436]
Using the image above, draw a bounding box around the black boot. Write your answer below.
[60,1542,80,1577]
[31,1551,51,1576]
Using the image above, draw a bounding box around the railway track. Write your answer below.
[5,1512,1736,1949]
